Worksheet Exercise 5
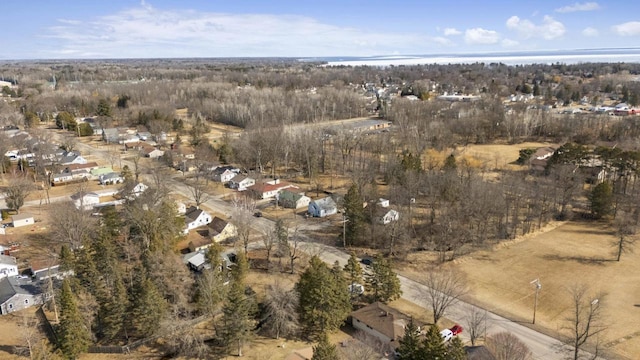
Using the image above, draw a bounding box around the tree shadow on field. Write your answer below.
[542,254,612,266]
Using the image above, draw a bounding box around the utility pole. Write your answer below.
[531,278,542,324]
[342,212,349,248]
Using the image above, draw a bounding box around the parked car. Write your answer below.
[440,329,453,342]
[360,257,373,266]
[449,324,463,336]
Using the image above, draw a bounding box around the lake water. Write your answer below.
[311,48,640,66]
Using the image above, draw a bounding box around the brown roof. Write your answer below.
[208,217,228,236]
[65,162,99,171]
[188,236,212,251]
[351,302,416,342]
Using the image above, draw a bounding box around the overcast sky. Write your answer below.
[2,0,640,59]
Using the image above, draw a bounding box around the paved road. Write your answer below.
[61,133,599,360]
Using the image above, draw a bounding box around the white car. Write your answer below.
[440,329,453,342]
[348,283,365,295]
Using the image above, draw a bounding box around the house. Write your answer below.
[51,172,74,185]
[143,147,164,159]
[376,208,400,225]
[182,251,210,272]
[11,213,34,228]
[0,276,43,315]
[529,147,556,172]
[350,302,421,350]
[71,192,101,210]
[183,206,212,234]
[121,182,148,199]
[64,162,100,174]
[278,189,311,209]
[228,174,255,191]
[248,179,298,199]
[211,166,240,183]
[29,260,73,282]
[99,172,124,185]
[188,237,213,253]
[90,166,114,178]
[308,197,338,218]
[59,152,87,166]
[0,255,18,279]
[207,217,237,243]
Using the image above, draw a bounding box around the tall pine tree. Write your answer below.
[296,256,351,338]
[343,252,363,299]
[367,254,402,303]
[129,272,167,338]
[446,336,467,360]
[422,324,447,359]
[343,183,365,246]
[220,252,254,356]
[311,332,339,360]
[58,279,91,359]
[397,318,422,360]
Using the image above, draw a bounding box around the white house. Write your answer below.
[71,192,101,210]
[228,175,255,191]
[59,153,87,165]
[376,209,400,225]
[11,214,34,228]
[124,182,148,198]
[248,179,298,199]
[183,206,212,234]
[0,255,18,279]
[308,197,338,218]
[99,172,124,185]
[212,166,240,183]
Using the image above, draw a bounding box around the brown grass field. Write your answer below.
[399,220,640,359]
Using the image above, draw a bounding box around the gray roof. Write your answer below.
[0,277,42,305]
[312,196,337,211]
[0,255,17,266]
[185,206,205,222]
[11,213,33,222]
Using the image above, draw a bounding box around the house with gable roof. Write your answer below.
[0,255,18,280]
[0,276,43,315]
[228,174,256,191]
[183,206,212,234]
[278,189,311,209]
[248,179,298,200]
[308,196,338,218]
[350,302,424,352]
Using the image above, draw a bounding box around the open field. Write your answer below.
[399,220,640,359]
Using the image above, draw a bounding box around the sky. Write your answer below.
[2,0,640,60]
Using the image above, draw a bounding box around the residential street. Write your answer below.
[36,134,598,360]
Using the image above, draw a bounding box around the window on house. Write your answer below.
[25,299,29,304]
[8,304,13,309]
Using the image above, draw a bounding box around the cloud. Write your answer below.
[555,2,600,13]
[612,22,640,36]
[582,27,599,37]
[431,36,454,46]
[443,28,461,36]
[464,28,500,45]
[44,3,428,58]
[501,39,519,47]
[506,15,565,40]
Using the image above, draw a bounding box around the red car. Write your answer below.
[449,324,463,336]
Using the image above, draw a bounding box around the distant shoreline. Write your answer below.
[320,48,640,66]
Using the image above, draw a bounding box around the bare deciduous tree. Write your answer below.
[485,332,532,360]
[565,285,606,360]
[3,173,35,213]
[186,176,211,208]
[49,201,96,249]
[464,306,487,346]
[261,282,299,339]
[420,269,467,324]
[613,210,637,261]
[231,195,256,254]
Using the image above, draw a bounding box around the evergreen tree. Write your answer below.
[589,181,613,219]
[100,276,128,341]
[446,336,467,360]
[343,252,363,299]
[220,253,254,356]
[311,332,339,360]
[422,324,447,359]
[367,255,402,303]
[58,280,91,359]
[59,244,74,273]
[129,273,167,337]
[443,154,457,171]
[97,99,112,117]
[343,184,365,246]
[397,318,422,360]
[296,256,351,337]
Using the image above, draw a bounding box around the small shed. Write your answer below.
[12,213,34,228]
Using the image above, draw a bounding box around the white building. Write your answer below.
[0,255,18,279]
[11,214,34,228]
